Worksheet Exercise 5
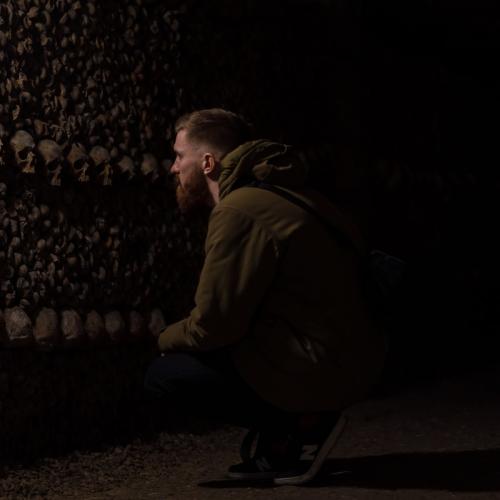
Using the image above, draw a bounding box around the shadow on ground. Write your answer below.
[199,448,500,492]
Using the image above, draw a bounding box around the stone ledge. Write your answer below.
[0,306,166,349]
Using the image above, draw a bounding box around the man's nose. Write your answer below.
[170,161,179,174]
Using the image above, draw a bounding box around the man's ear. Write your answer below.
[202,153,217,175]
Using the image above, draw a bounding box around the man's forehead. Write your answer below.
[174,128,194,148]
[173,129,187,149]
[174,129,199,151]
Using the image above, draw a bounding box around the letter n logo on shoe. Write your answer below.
[300,444,319,461]
[255,456,272,472]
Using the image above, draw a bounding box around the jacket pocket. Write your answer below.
[300,335,319,364]
[252,318,317,374]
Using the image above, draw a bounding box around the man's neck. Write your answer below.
[207,177,220,206]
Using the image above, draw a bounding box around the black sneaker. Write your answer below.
[226,414,347,484]
[226,428,295,480]
[226,455,284,481]
[274,413,348,485]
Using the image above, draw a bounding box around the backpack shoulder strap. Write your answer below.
[245,180,358,253]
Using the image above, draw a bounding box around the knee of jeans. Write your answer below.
[144,360,167,396]
[143,356,180,397]
[143,365,157,396]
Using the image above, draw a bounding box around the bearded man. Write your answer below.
[145,108,386,484]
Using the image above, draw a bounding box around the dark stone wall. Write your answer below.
[360,0,500,376]
[0,0,182,176]
[0,0,205,336]
[0,0,206,459]
[177,1,353,145]
[0,181,202,328]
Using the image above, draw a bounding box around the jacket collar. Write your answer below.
[218,140,309,200]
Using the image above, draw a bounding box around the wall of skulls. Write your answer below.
[0,0,205,457]
[0,0,181,182]
[0,180,205,348]
[0,0,206,352]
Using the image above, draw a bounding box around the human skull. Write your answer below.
[140,153,159,181]
[37,139,63,185]
[67,142,90,182]
[116,155,135,180]
[89,145,112,186]
[33,119,49,137]
[0,3,14,27]
[10,130,36,173]
[0,125,5,166]
[28,6,51,33]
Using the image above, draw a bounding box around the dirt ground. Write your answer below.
[1,366,500,499]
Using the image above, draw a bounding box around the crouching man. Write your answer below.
[145,108,385,484]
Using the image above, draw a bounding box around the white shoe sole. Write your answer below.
[225,470,277,480]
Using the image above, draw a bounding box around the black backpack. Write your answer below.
[245,180,407,325]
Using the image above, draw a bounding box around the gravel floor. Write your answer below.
[1,366,500,499]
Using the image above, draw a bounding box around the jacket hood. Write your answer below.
[218,140,309,200]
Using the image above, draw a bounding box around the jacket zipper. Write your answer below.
[302,336,318,364]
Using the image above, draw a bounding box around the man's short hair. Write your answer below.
[175,108,252,156]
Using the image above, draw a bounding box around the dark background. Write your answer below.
[175,0,500,383]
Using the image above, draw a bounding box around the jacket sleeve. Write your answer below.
[158,205,280,352]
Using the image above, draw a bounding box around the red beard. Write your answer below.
[175,168,212,214]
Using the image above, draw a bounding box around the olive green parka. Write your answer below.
[158,140,386,412]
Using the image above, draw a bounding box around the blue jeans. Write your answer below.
[144,351,292,430]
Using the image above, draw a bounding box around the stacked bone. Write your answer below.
[0,305,166,348]
[0,179,201,312]
[0,0,182,185]
[0,175,175,348]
